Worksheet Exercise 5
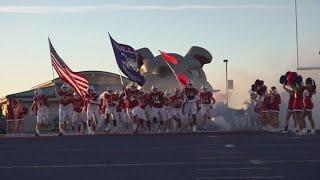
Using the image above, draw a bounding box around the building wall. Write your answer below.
[0,71,131,133]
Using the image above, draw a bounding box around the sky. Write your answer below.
[0,0,319,108]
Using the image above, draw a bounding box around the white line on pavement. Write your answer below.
[196,176,285,179]
[196,167,272,171]
[1,159,320,169]
[0,148,90,153]
[196,156,246,160]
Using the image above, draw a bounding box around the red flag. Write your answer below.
[177,73,189,86]
[159,50,178,65]
[49,38,89,98]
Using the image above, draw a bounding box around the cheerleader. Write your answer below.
[5,99,16,135]
[282,84,297,133]
[268,87,281,132]
[291,84,305,135]
[15,99,28,134]
[302,78,316,135]
[258,85,270,130]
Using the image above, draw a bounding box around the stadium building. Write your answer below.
[0,71,129,133]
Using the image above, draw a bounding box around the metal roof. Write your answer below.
[1,71,129,104]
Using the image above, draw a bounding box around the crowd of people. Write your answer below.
[252,72,317,135]
[4,81,216,136]
[4,72,318,137]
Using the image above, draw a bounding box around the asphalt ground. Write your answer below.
[0,131,320,180]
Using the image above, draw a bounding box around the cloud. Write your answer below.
[0,4,288,14]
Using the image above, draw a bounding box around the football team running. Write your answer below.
[4,71,317,136]
[29,81,215,136]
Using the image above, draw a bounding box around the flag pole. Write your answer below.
[48,37,56,95]
[294,0,300,70]
[117,68,125,87]
[116,68,128,97]
[159,51,183,89]
[48,37,55,82]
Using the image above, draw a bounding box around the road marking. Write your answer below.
[197,167,272,171]
[196,153,244,156]
[0,162,188,169]
[196,156,245,160]
[208,136,219,138]
[250,160,265,165]
[1,159,320,169]
[246,143,317,147]
[224,144,235,148]
[250,159,320,165]
[288,137,303,139]
[196,176,285,179]
[0,148,90,153]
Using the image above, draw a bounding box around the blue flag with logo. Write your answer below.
[109,34,145,86]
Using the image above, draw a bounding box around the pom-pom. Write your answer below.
[251,84,257,92]
[285,71,291,77]
[306,77,314,86]
[294,75,303,86]
[279,75,287,84]
[255,79,260,85]
[257,85,267,96]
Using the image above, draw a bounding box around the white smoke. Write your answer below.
[211,116,232,130]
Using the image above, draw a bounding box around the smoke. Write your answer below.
[211,116,232,130]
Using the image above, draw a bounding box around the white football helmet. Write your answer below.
[165,90,171,97]
[61,83,70,92]
[73,92,80,99]
[201,85,208,92]
[130,82,138,88]
[175,87,180,95]
[88,85,95,94]
[151,85,158,92]
[106,87,112,94]
[187,81,193,88]
[113,90,119,95]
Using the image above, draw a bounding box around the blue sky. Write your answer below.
[0,0,319,108]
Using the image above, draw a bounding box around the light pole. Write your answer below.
[223,59,229,108]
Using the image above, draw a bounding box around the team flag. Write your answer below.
[49,38,89,98]
[109,34,145,86]
[177,73,189,86]
[159,50,178,65]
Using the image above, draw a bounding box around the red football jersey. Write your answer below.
[116,94,126,112]
[85,93,100,106]
[15,104,26,119]
[104,93,118,107]
[163,96,171,106]
[58,90,73,106]
[137,93,149,109]
[33,95,49,107]
[6,104,15,120]
[170,95,184,108]
[184,87,198,102]
[72,98,84,113]
[199,92,214,104]
[150,91,164,108]
[124,88,139,109]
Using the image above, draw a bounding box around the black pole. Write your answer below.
[223,59,229,108]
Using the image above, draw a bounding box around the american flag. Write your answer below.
[49,38,89,98]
